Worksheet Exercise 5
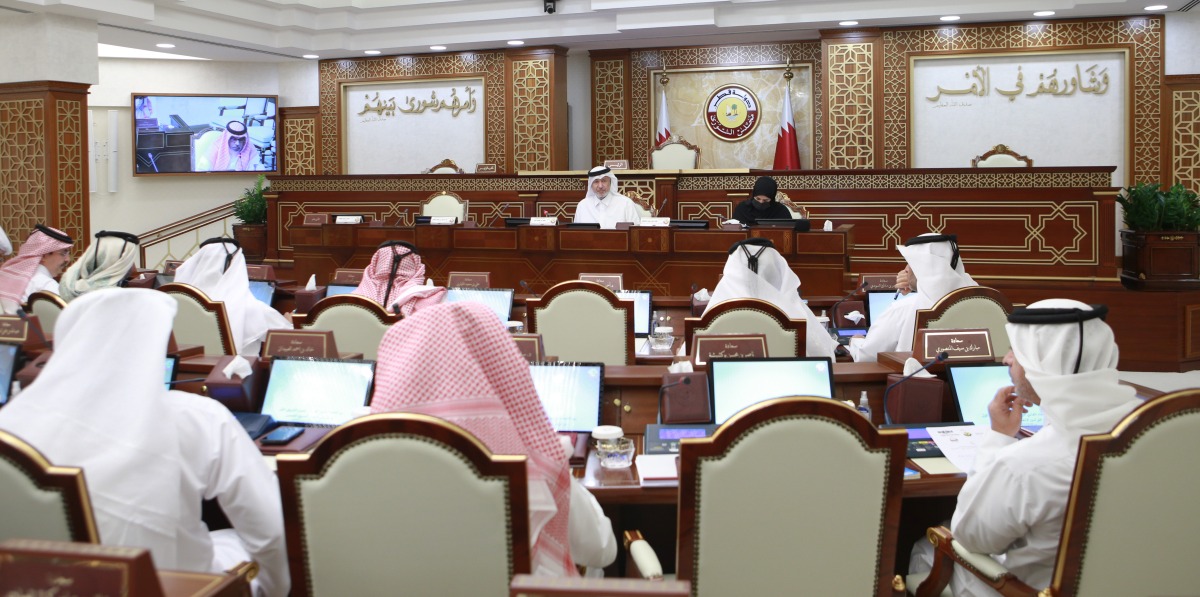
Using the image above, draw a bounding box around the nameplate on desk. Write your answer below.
[261,330,338,359]
[335,215,364,224]
[860,274,898,291]
[428,216,459,225]
[915,328,993,361]
[529,217,558,226]
[691,333,767,367]
[639,217,670,227]
[511,334,544,362]
[162,260,183,276]
[0,317,28,343]
[579,273,623,292]
[303,213,330,226]
[0,539,160,597]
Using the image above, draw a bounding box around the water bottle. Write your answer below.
[856,390,872,422]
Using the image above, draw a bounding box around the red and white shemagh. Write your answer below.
[370,301,577,576]
[352,245,445,316]
[0,227,72,304]
[210,129,255,171]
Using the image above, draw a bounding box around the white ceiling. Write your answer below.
[0,0,1187,62]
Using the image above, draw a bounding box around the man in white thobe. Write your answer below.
[0,224,74,315]
[911,299,1141,596]
[0,289,289,596]
[851,233,977,362]
[572,166,642,229]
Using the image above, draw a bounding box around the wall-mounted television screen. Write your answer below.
[132,93,278,175]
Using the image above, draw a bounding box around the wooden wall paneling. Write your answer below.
[590,49,632,167]
[1163,75,1200,192]
[821,29,885,169]
[506,46,569,171]
[279,106,321,176]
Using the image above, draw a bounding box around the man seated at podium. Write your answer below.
[0,224,74,315]
[909,300,1140,595]
[195,120,257,172]
[173,238,290,356]
[705,238,836,359]
[850,233,977,362]
[352,241,445,316]
[370,302,618,577]
[572,166,641,229]
[58,230,140,302]
[730,175,793,226]
[0,289,289,596]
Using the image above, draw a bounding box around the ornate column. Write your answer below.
[506,46,570,171]
[821,28,884,169]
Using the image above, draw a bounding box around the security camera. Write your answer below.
[544,0,556,14]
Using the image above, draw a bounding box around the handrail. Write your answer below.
[137,202,236,268]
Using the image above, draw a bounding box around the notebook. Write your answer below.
[0,343,20,406]
[163,355,179,390]
[707,357,836,425]
[947,362,1044,432]
[248,280,276,306]
[260,357,376,428]
[325,284,358,297]
[443,288,515,323]
[614,290,652,337]
[866,289,901,327]
[528,362,604,433]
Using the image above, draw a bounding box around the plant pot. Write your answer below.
[1120,229,1200,291]
[232,223,267,263]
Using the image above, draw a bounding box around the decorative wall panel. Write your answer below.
[281,106,320,176]
[825,43,876,169]
[511,59,552,171]
[0,98,48,245]
[1172,90,1200,192]
[55,99,84,243]
[592,59,628,165]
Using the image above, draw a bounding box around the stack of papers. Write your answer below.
[636,454,679,485]
[926,425,980,473]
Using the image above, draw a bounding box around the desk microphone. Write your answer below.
[657,376,691,424]
[828,280,868,328]
[15,309,52,351]
[882,351,948,425]
[519,280,533,295]
[167,377,209,386]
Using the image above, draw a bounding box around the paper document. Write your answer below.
[636,454,679,483]
[926,425,980,473]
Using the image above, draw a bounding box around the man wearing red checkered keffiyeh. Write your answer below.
[370,302,617,576]
[352,241,445,316]
[0,225,74,315]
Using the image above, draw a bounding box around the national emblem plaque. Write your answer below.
[704,84,760,141]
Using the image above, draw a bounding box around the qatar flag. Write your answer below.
[772,87,801,170]
[655,87,672,146]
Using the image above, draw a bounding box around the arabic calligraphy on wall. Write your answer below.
[356,86,478,121]
[926,63,1110,104]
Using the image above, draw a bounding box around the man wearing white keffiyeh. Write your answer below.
[59,231,140,302]
[572,166,641,229]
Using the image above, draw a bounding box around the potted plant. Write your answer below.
[232,174,269,262]
[1117,182,1200,290]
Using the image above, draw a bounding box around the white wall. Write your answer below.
[0,13,97,85]
[88,59,318,236]
[566,49,593,170]
[1166,12,1200,76]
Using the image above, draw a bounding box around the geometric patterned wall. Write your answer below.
[1166,76,1200,194]
[280,106,320,176]
[507,47,568,171]
[824,37,879,169]
[881,16,1163,184]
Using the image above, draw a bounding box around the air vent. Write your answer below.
[1181,0,1198,11]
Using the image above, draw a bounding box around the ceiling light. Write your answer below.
[430,45,447,51]
[940,15,960,21]
[1033,11,1055,17]
[1145,4,1168,9]
[364,50,381,55]
[839,21,859,26]
[508,40,525,46]
[303,54,320,59]
[156,43,176,49]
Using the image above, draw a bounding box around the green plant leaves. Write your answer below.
[233,174,269,224]
[1117,182,1200,232]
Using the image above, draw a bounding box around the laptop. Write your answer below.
[248,280,276,306]
[443,288,515,323]
[708,357,836,425]
[0,343,20,407]
[753,218,811,231]
[947,362,1044,432]
[866,289,902,327]
[260,357,377,430]
[614,290,652,337]
[528,362,604,433]
[325,284,358,297]
[163,355,179,390]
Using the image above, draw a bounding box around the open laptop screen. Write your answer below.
[325,284,358,297]
[947,362,1044,430]
[614,290,652,336]
[443,288,515,323]
[261,358,376,427]
[164,355,179,389]
[248,280,276,306]
[708,357,835,425]
[866,290,900,327]
[0,344,19,406]
[528,362,604,433]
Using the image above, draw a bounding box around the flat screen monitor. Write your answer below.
[947,362,1044,431]
[670,220,710,229]
[132,94,278,175]
[708,357,836,425]
[325,284,358,298]
[753,219,811,231]
[261,358,376,427]
[164,355,179,390]
[0,344,20,406]
[614,290,652,336]
[866,290,901,327]
[505,217,532,227]
[443,288,515,323]
[528,362,604,433]
[248,280,276,306]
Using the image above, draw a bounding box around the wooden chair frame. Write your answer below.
[917,389,1200,597]
[684,298,807,358]
[971,143,1033,167]
[157,282,238,356]
[290,293,401,328]
[649,136,702,169]
[911,286,1015,354]
[422,158,465,174]
[25,291,67,335]
[527,280,636,365]
[276,413,531,597]
[420,190,469,222]
[0,430,100,543]
[776,191,810,219]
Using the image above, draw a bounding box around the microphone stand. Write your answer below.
[882,351,948,425]
[828,280,868,331]
[657,376,692,424]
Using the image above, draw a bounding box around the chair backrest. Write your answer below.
[421,191,469,221]
[649,137,701,170]
[157,283,237,355]
[972,144,1033,167]
[684,298,806,357]
[291,294,400,360]
[423,158,465,174]
[0,430,99,544]
[26,291,67,336]
[678,397,906,597]
[625,190,657,219]
[1051,389,1200,596]
[527,280,635,366]
[776,191,809,220]
[276,413,531,597]
[912,286,1014,357]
